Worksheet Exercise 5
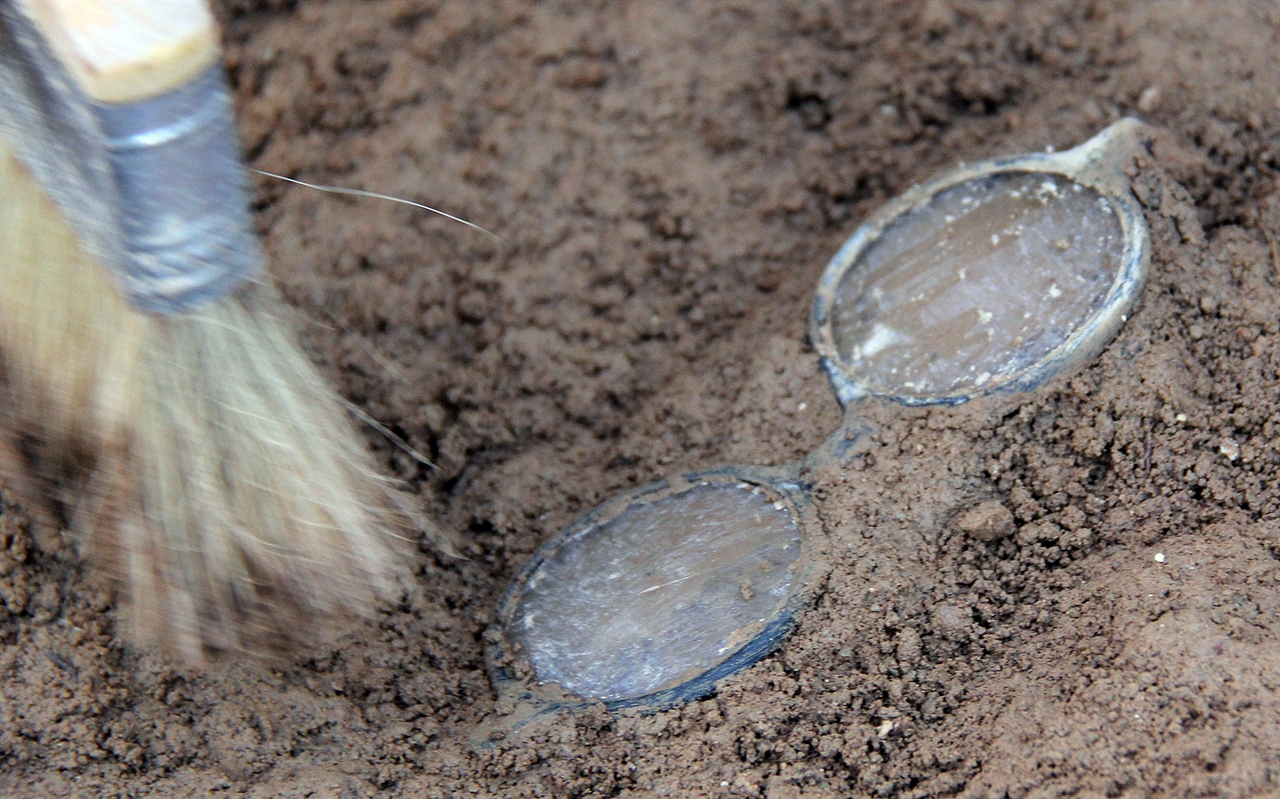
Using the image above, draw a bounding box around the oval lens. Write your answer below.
[506,481,802,704]
[829,172,1124,400]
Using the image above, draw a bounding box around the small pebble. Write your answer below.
[1154,552,1166,564]
[1137,85,1162,114]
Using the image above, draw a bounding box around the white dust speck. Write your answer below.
[856,323,901,359]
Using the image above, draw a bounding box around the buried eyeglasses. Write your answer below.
[484,119,1151,722]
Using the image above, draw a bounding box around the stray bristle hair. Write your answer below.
[0,139,451,662]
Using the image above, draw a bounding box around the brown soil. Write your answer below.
[4,1,1280,796]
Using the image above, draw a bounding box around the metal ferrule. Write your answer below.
[93,63,262,314]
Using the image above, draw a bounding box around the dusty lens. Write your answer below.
[507,482,802,703]
[830,172,1124,399]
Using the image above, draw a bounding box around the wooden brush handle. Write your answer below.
[19,0,219,104]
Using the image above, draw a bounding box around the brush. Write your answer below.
[0,0,448,661]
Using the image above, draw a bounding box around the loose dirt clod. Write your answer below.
[957,499,1016,542]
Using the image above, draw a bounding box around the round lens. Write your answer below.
[504,481,803,704]
[829,172,1125,400]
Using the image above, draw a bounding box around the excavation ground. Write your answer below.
[3,1,1280,797]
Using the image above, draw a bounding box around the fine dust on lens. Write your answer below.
[831,172,1125,399]
[507,482,802,703]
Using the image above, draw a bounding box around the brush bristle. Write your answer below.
[0,139,446,662]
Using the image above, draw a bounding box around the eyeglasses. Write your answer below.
[485,119,1151,723]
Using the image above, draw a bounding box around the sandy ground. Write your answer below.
[3,0,1280,796]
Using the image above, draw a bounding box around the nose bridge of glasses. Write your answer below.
[803,413,875,476]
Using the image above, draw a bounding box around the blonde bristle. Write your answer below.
[0,136,442,662]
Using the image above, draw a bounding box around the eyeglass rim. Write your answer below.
[810,118,1151,408]
[486,464,830,716]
